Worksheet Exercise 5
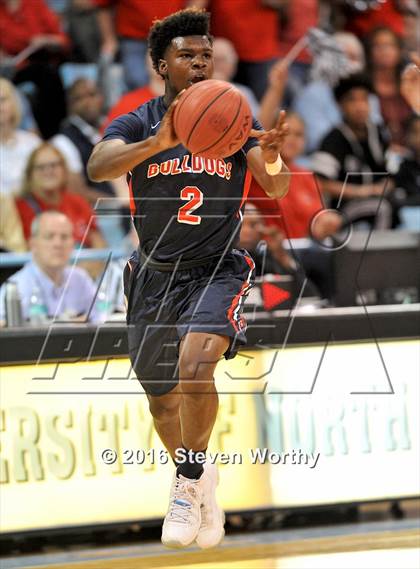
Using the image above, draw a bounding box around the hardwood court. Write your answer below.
[2,519,419,569]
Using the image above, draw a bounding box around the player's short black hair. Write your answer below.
[148,8,212,75]
[333,74,372,103]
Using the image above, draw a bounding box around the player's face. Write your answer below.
[31,215,74,270]
[160,35,214,94]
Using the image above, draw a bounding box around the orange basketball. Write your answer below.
[173,79,252,159]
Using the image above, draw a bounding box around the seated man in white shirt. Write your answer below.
[0,211,100,324]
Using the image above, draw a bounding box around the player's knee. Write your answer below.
[148,393,180,421]
[179,355,216,393]
[179,355,218,382]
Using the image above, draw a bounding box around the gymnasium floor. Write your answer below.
[2,517,419,569]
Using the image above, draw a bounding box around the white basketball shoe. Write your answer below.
[195,462,225,549]
[161,472,203,548]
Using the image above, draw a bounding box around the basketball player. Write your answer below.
[88,8,290,550]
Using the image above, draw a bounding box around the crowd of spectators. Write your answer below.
[0,0,419,323]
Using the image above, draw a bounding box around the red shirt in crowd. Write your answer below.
[277,0,319,64]
[16,192,98,247]
[93,0,185,39]
[0,0,68,56]
[345,0,404,38]
[249,163,324,239]
[210,0,280,62]
[102,86,156,131]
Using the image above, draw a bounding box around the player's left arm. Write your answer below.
[246,110,290,199]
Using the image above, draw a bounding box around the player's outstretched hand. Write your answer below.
[154,91,185,150]
[401,53,420,114]
[250,110,289,163]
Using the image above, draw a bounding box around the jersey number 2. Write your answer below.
[177,186,203,225]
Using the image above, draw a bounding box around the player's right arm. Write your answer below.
[88,99,180,182]
[88,138,164,181]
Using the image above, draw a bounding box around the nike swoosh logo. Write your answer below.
[151,121,161,129]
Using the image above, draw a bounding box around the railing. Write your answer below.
[0,248,128,268]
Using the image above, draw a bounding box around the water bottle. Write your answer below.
[28,286,48,325]
[4,282,23,327]
[95,278,113,322]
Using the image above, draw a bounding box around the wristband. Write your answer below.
[265,154,283,176]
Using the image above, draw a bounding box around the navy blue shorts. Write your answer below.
[123,248,255,396]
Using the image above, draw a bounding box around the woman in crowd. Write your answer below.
[250,113,342,241]
[15,143,106,250]
[0,79,42,196]
[249,113,341,300]
[366,26,411,150]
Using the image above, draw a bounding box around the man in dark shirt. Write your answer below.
[313,74,396,229]
[88,8,290,551]
[52,78,131,245]
[239,203,321,302]
[395,115,420,207]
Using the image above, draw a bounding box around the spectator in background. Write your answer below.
[249,112,340,300]
[277,0,319,94]
[66,0,102,63]
[251,113,342,240]
[401,3,419,55]
[0,195,27,252]
[208,0,280,100]
[52,78,114,202]
[366,26,411,150]
[0,211,100,324]
[0,0,69,57]
[94,0,190,90]
[0,79,42,196]
[45,0,102,63]
[0,0,69,138]
[15,143,106,249]
[292,32,383,153]
[239,202,320,299]
[101,55,165,130]
[239,203,301,277]
[211,37,259,116]
[312,74,395,229]
[51,77,130,246]
[394,115,420,228]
